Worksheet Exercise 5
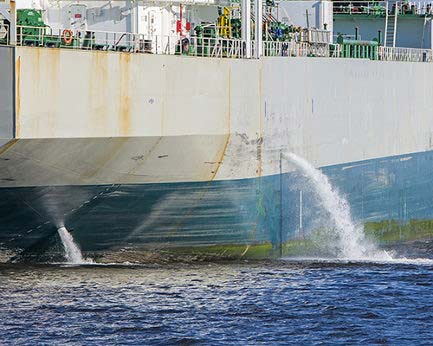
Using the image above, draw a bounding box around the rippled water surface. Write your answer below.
[1,259,433,345]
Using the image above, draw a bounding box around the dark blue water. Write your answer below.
[1,259,433,345]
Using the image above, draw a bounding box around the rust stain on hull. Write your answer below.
[90,51,109,131]
[0,139,19,156]
[119,53,131,136]
[49,48,60,73]
[210,66,231,181]
[15,56,21,137]
[210,134,230,181]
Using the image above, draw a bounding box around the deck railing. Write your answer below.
[16,26,151,52]
[333,1,433,16]
[0,22,8,45]
[334,1,386,15]
[262,40,433,62]
[2,25,432,64]
[262,41,333,58]
[378,46,433,62]
[14,26,247,58]
[180,36,245,58]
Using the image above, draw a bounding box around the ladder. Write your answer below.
[384,0,398,47]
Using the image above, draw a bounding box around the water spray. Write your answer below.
[57,227,92,264]
[284,152,392,261]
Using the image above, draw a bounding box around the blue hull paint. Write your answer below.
[1,150,433,257]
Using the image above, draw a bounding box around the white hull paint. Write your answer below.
[1,47,433,259]
[1,47,433,187]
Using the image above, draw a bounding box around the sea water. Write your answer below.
[0,259,433,345]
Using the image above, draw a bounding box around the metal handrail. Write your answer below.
[14,26,246,57]
[378,46,433,62]
[262,41,330,58]
[333,0,433,16]
[0,22,9,45]
[184,36,244,58]
[6,25,433,63]
[17,25,53,47]
[262,40,433,62]
[16,25,147,51]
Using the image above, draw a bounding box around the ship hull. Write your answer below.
[1,46,433,261]
[1,147,433,261]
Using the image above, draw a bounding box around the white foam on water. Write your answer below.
[285,153,392,261]
[281,256,433,266]
[384,257,433,266]
[57,227,93,265]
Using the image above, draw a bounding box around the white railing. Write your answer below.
[262,41,330,58]
[262,40,433,62]
[0,22,9,45]
[14,26,246,58]
[334,1,387,15]
[333,1,433,16]
[179,36,245,59]
[16,26,153,52]
[378,46,433,62]
[8,25,433,63]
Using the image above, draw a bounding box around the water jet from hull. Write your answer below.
[57,227,92,264]
[284,152,392,261]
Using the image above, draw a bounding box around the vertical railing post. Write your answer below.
[9,0,17,45]
[241,0,251,58]
[254,0,262,58]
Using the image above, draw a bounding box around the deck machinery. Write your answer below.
[6,1,335,57]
